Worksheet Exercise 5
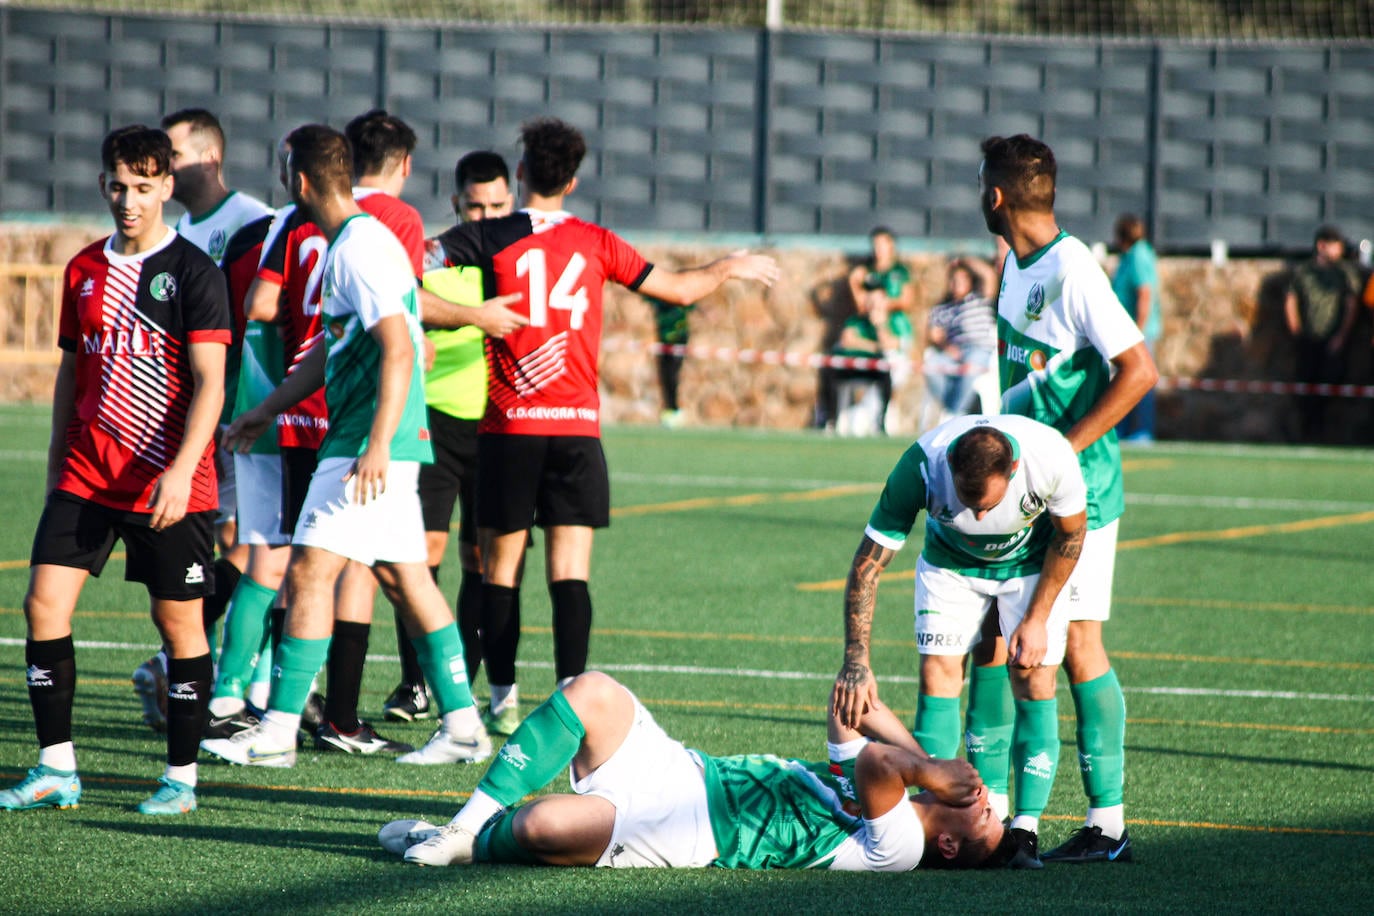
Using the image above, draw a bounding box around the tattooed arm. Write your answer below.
[831,535,896,730]
[1007,510,1087,668]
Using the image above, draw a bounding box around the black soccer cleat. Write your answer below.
[1041,826,1133,864]
[382,683,434,722]
[313,720,414,755]
[1005,827,1045,870]
[300,692,327,733]
[203,706,261,740]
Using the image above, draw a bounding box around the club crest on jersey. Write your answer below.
[149,272,177,302]
[1019,493,1044,517]
[209,229,228,261]
[1024,282,1046,321]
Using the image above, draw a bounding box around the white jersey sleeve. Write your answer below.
[1062,244,1144,362]
[334,219,417,330]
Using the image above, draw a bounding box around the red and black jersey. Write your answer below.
[218,214,274,424]
[57,230,231,514]
[258,191,424,449]
[433,209,652,437]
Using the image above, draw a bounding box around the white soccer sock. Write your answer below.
[989,792,1010,822]
[826,737,867,762]
[489,684,518,714]
[1085,805,1125,840]
[39,741,77,773]
[452,788,504,835]
[443,705,483,737]
[1010,814,1039,834]
[209,696,246,718]
[246,680,271,709]
[261,710,300,747]
[164,763,197,788]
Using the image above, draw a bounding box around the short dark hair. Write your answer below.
[160,108,225,153]
[285,124,353,198]
[1314,224,1344,244]
[920,823,1011,870]
[101,125,172,177]
[981,134,1056,213]
[455,150,509,191]
[344,109,417,179]
[1114,213,1146,248]
[519,117,586,197]
[948,426,1015,497]
[870,225,895,241]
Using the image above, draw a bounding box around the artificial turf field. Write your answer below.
[0,402,1371,914]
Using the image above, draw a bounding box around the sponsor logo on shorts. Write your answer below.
[1023,751,1055,780]
[917,632,966,649]
[149,272,177,302]
[26,665,54,687]
[185,562,205,585]
[498,743,532,770]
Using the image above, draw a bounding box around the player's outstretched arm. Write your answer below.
[636,249,780,306]
[224,337,326,453]
[832,535,895,730]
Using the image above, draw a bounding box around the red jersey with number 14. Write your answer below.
[433,209,651,437]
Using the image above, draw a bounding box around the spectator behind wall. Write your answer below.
[1284,224,1359,442]
[1111,214,1162,444]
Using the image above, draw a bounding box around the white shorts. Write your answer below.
[1064,519,1118,622]
[913,556,1071,667]
[216,428,236,526]
[291,456,426,565]
[234,452,288,547]
[571,689,718,868]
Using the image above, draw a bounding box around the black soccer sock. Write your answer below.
[550,579,592,681]
[165,653,212,767]
[457,570,484,684]
[325,621,371,733]
[269,607,287,650]
[394,608,425,689]
[27,636,77,749]
[480,583,520,686]
[202,557,243,630]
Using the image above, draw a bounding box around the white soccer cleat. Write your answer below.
[395,725,492,766]
[403,823,478,866]
[378,819,440,856]
[201,721,297,768]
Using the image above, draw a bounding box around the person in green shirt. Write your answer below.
[379,670,1009,871]
[646,295,693,428]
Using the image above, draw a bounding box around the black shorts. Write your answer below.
[418,407,479,544]
[30,491,216,601]
[279,446,319,536]
[476,434,610,532]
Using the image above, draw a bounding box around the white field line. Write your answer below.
[2,637,1369,705]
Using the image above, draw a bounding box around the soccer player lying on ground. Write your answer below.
[378,671,1010,870]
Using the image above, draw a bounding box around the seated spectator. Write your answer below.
[921,259,997,426]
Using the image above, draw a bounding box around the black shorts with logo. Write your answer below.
[476,434,610,532]
[279,446,320,537]
[31,491,216,601]
[418,407,479,544]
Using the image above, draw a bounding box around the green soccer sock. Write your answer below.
[913,693,962,760]
[476,690,586,809]
[1012,697,1060,819]
[411,624,476,714]
[212,577,278,700]
[1071,668,1126,808]
[474,807,540,865]
[268,634,331,717]
[965,664,1014,794]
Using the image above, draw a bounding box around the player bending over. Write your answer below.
[379,671,1010,871]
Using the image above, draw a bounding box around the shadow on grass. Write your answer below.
[1124,742,1374,775]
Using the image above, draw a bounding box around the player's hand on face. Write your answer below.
[831,661,879,731]
[344,443,389,505]
[224,407,273,454]
[921,758,984,809]
[473,293,528,338]
[1008,619,1048,669]
[148,467,193,531]
[727,250,781,287]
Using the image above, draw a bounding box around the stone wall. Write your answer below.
[5,224,1373,443]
